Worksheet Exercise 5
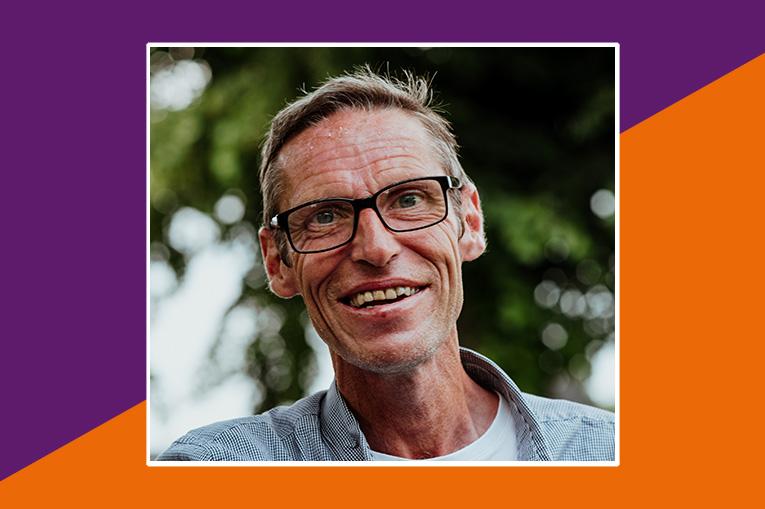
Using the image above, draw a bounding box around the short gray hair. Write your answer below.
[259,67,471,262]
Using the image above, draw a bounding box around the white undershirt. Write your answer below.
[370,394,517,461]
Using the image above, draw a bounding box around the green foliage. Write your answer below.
[150,46,615,412]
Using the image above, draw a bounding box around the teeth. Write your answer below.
[348,286,420,307]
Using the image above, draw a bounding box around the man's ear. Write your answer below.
[258,227,300,298]
[458,182,487,262]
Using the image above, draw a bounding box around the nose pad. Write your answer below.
[349,208,400,266]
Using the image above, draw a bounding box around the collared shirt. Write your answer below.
[157,349,615,461]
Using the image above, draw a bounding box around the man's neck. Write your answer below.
[333,340,499,459]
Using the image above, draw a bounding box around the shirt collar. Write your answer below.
[459,348,551,460]
[320,379,373,460]
[319,347,551,461]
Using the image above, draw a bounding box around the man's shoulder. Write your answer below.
[523,392,614,423]
[522,393,615,461]
[156,390,327,461]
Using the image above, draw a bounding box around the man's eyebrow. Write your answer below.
[287,187,354,209]
[285,163,427,211]
[294,194,351,206]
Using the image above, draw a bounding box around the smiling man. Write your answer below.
[158,69,615,462]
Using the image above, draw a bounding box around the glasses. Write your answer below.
[270,175,462,254]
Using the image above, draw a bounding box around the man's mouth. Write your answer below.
[343,286,425,308]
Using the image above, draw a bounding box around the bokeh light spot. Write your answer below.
[534,280,561,308]
[590,189,615,219]
[150,260,178,299]
[167,207,220,255]
[214,193,246,225]
[559,289,586,317]
[541,322,569,350]
[585,340,615,407]
[151,59,212,112]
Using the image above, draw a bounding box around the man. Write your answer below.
[158,69,614,461]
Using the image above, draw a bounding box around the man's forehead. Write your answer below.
[276,108,433,170]
[274,108,439,204]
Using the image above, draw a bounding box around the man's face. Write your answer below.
[261,108,483,374]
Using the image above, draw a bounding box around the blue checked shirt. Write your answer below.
[157,348,615,461]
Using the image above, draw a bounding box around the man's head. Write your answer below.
[258,68,486,374]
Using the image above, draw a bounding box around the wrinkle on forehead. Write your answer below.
[277,108,431,168]
[276,108,441,208]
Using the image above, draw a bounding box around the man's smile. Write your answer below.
[338,279,430,309]
[346,285,423,308]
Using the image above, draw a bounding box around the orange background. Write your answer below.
[1,53,763,506]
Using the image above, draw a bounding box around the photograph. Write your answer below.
[148,45,617,463]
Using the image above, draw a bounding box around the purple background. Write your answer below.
[1,0,763,480]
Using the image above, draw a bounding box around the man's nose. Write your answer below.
[349,208,400,266]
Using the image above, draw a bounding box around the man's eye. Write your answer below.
[313,210,335,224]
[397,194,420,208]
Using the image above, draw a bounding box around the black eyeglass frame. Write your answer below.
[269,175,463,254]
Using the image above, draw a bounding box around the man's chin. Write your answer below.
[335,340,440,376]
